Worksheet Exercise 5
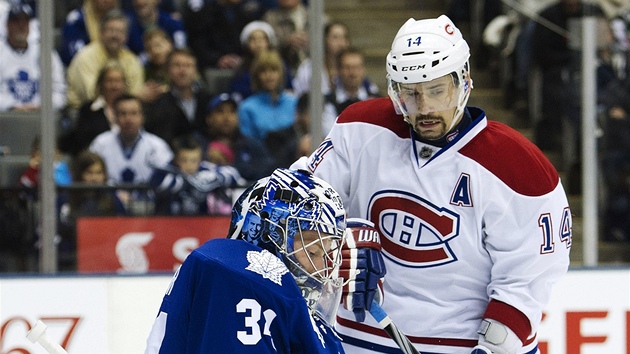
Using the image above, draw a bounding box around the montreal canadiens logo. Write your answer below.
[368,190,460,268]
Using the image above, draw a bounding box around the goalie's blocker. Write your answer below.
[340,218,387,322]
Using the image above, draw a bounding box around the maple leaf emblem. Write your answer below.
[245,250,289,285]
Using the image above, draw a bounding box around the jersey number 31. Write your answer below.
[237,298,277,345]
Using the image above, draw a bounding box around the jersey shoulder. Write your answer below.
[459,120,559,196]
[192,239,300,297]
[336,97,411,139]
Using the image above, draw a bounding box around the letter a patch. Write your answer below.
[450,173,473,207]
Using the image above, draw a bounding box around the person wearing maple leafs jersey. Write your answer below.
[145,168,348,353]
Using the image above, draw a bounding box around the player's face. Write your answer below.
[293,230,334,277]
[82,162,107,184]
[397,75,460,140]
[175,148,202,175]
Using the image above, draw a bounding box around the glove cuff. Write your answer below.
[477,318,523,354]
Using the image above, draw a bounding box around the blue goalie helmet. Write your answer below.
[228,168,347,324]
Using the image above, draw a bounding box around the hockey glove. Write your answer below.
[339,218,386,322]
[476,318,523,354]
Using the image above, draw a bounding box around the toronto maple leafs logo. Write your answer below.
[245,249,289,285]
[9,70,38,103]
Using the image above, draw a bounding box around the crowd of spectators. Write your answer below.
[0,0,381,229]
[479,0,630,241]
[4,0,630,270]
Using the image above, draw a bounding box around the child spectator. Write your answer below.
[141,28,173,102]
[65,150,125,216]
[125,0,186,57]
[57,150,126,270]
[19,136,72,189]
[201,93,276,181]
[150,135,246,215]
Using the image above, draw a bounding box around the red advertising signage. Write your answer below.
[77,216,231,273]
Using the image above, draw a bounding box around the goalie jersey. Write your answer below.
[144,238,344,354]
[292,98,571,354]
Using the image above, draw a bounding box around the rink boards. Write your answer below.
[0,268,629,354]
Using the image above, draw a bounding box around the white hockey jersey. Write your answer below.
[292,98,571,354]
[0,40,66,111]
[89,129,173,184]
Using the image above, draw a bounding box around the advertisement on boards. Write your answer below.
[76,216,231,273]
[1,269,630,353]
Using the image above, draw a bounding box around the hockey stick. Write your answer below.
[26,320,69,354]
[368,300,420,354]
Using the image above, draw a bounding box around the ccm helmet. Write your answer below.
[228,168,347,324]
[386,15,472,126]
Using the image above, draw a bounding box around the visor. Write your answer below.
[389,74,462,116]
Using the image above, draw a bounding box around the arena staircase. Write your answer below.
[326,0,630,266]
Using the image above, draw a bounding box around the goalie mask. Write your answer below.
[386,15,472,137]
[228,168,347,325]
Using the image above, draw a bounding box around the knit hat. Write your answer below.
[240,21,278,48]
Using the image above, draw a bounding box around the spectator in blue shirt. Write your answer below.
[238,49,298,169]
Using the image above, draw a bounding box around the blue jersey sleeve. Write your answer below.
[145,239,344,354]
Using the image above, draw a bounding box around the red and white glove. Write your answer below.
[339,218,386,322]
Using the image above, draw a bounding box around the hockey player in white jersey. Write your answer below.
[145,168,349,353]
[292,15,571,354]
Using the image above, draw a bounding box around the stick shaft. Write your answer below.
[26,321,69,354]
[369,300,420,354]
[36,334,69,354]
